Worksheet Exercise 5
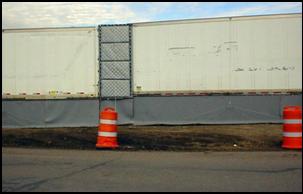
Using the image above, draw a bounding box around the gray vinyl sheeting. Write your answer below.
[2,99,99,128]
[2,94,302,128]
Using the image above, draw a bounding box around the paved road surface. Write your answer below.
[2,148,302,192]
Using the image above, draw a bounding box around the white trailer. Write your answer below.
[2,14,302,99]
[2,13,302,128]
[132,13,302,95]
[2,27,99,99]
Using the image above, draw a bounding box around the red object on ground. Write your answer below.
[282,106,302,149]
[96,107,118,149]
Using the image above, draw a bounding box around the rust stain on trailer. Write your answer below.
[208,44,222,56]
[248,67,258,71]
[224,41,238,44]
[234,68,244,72]
[168,46,196,56]
[168,47,195,50]
[267,66,295,71]
[234,66,296,72]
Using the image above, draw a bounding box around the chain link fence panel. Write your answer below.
[100,43,130,61]
[101,80,130,97]
[101,62,130,79]
[99,24,132,98]
[100,25,130,42]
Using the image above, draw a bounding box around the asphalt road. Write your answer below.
[2,148,302,192]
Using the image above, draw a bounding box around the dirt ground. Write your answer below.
[2,124,295,151]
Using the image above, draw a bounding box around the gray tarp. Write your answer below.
[2,95,302,128]
[133,95,302,125]
[2,99,99,128]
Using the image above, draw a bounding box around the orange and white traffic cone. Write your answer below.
[282,106,302,149]
[96,107,119,149]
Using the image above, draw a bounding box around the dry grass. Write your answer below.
[2,124,285,151]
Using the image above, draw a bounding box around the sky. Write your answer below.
[2,2,302,29]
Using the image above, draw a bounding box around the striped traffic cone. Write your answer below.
[96,107,119,149]
[282,106,302,149]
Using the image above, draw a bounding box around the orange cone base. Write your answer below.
[282,138,302,149]
[96,138,119,149]
[282,144,302,149]
[96,143,119,149]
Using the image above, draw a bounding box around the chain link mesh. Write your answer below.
[100,25,129,42]
[101,62,130,79]
[99,25,132,98]
[101,80,130,97]
[100,43,129,61]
